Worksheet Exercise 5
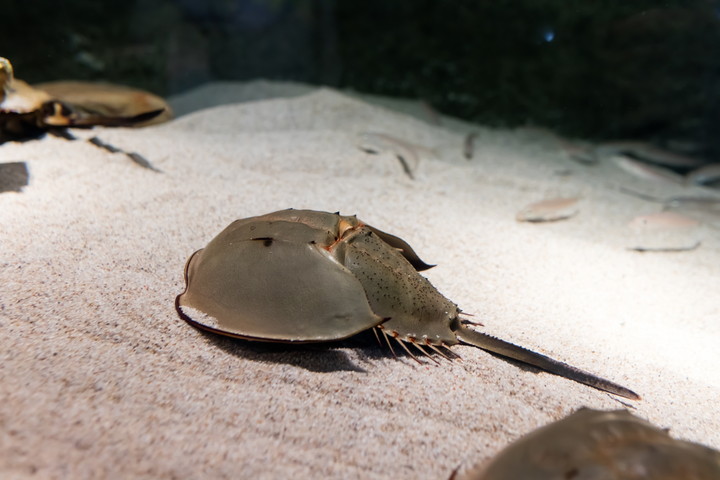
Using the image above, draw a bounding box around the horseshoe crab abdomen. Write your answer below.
[339,227,459,345]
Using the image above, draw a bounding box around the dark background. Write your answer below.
[3,0,720,157]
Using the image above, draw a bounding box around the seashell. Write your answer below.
[516,197,579,222]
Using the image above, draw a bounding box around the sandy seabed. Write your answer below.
[1,82,719,479]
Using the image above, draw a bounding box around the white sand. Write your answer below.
[1,84,719,479]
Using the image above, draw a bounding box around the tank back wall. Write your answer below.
[3,0,720,157]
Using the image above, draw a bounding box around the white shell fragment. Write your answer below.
[455,408,720,480]
[516,197,579,222]
[627,211,701,252]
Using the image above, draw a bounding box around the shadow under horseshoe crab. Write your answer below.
[194,327,390,374]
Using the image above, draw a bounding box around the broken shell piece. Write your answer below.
[627,211,701,252]
[454,408,720,480]
[516,197,579,222]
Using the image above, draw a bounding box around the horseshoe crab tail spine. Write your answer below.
[455,326,640,400]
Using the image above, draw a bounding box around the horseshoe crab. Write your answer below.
[176,209,639,400]
[34,80,172,127]
[453,408,720,480]
[0,56,165,142]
